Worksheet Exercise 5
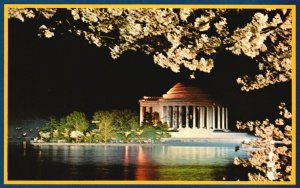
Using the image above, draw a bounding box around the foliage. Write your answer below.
[92,110,141,143]
[142,111,161,125]
[60,111,89,132]
[140,123,157,140]
[112,109,139,131]
[38,109,169,143]
[92,110,117,143]
[142,112,153,124]
[8,8,292,91]
[83,129,101,143]
[234,103,292,181]
[40,117,60,132]
[70,130,84,143]
[40,111,88,142]
[156,122,171,138]
[140,122,171,141]
[61,128,71,142]
[39,131,51,142]
[52,129,63,140]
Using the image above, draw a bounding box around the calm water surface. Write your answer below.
[8,142,249,181]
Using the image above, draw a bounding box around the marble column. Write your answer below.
[217,106,221,129]
[169,106,173,128]
[222,107,225,130]
[165,106,169,128]
[174,106,179,129]
[199,107,201,128]
[200,107,205,129]
[210,107,213,129]
[225,107,228,130]
[173,106,176,128]
[206,107,209,129]
[186,106,189,128]
[192,106,196,129]
[198,107,201,129]
[140,106,143,125]
[212,106,215,129]
[209,107,213,129]
[178,106,182,128]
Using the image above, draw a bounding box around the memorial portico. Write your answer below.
[139,82,229,133]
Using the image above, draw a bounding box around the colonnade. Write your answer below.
[162,106,228,130]
[140,105,228,130]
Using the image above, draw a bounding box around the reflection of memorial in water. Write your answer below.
[151,145,239,181]
[135,146,152,180]
[123,145,155,180]
[153,146,233,165]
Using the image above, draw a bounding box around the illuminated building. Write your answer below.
[139,82,229,136]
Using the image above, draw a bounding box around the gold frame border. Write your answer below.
[3,4,297,185]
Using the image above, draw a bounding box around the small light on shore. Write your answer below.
[92,120,100,123]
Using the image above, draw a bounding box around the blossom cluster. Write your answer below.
[8,8,292,91]
[234,103,292,181]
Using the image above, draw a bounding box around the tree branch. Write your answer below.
[261,9,291,34]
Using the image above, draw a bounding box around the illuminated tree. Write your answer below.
[70,130,84,143]
[44,117,59,130]
[92,110,116,143]
[111,109,139,131]
[60,111,89,132]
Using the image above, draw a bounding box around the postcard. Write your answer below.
[2,0,298,187]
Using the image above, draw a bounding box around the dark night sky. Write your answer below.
[8,18,291,126]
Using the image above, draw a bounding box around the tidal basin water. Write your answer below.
[8,142,249,181]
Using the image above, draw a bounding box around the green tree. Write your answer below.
[39,131,51,142]
[40,117,64,141]
[52,129,62,140]
[92,111,116,143]
[60,111,89,132]
[140,123,157,141]
[84,129,100,143]
[40,117,59,132]
[139,122,170,142]
[61,128,71,142]
[156,122,171,139]
[112,109,139,131]
[128,116,140,131]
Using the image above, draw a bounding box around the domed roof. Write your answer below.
[162,82,220,105]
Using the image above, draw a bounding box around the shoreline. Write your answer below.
[29,142,164,146]
[8,132,256,146]
[22,137,251,146]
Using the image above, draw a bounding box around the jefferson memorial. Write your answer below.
[139,82,229,138]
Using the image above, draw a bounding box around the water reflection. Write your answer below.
[135,146,153,180]
[123,145,129,179]
[9,143,247,180]
[154,146,238,165]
